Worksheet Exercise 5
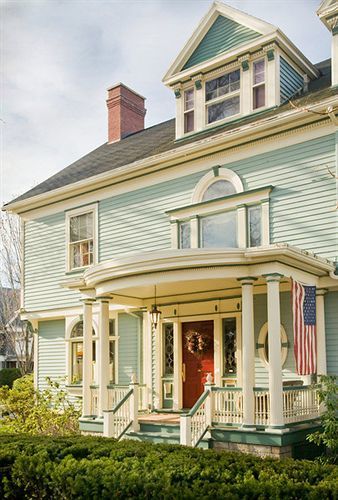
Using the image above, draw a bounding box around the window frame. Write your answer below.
[65,204,98,272]
[183,88,195,134]
[205,68,241,126]
[257,322,288,368]
[252,58,267,111]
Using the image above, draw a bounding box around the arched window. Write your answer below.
[202,179,236,201]
[70,320,116,384]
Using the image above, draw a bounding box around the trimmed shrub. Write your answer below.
[0,368,21,388]
[0,435,337,499]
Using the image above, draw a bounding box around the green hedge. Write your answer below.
[0,435,337,499]
[0,368,21,388]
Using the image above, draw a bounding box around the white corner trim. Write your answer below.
[191,167,244,203]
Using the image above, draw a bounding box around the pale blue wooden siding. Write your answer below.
[99,171,206,260]
[183,15,260,70]
[118,313,141,385]
[254,292,300,387]
[280,57,304,103]
[24,134,336,312]
[24,213,80,311]
[325,291,338,376]
[38,319,66,391]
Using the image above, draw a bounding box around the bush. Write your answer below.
[0,435,337,499]
[0,375,80,436]
[0,368,21,388]
[307,375,338,464]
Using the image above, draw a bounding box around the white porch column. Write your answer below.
[238,277,257,428]
[98,297,110,417]
[316,288,328,377]
[264,273,284,429]
[81,297,94,416]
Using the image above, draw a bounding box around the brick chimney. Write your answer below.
[106,83,146,143]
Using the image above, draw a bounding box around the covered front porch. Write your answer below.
[64,245,334,451]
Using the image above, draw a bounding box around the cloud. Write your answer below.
[1,0,331,205]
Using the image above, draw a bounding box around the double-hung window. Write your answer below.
[205,69,240,124]
[252,60,265,110]
[184,88,194,133]
[66,205,97,271]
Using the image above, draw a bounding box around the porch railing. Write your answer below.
[283,385,321,424]
[107,384,149,412]
[90,385,99,416]
[254,388,270,426]
[213,387,243,425]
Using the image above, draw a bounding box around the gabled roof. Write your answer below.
[3,59,334,211]
[163,1,276,82]
[317,0,338,30]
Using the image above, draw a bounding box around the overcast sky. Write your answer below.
[1,0,331,206]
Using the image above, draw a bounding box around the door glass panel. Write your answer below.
[223,318,237,375]
[163,323,174,375]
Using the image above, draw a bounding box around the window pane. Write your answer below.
[71,321,95,338]
[109,340,115,383]
[179,221,191,249]
[223,318,237,375]
[206,70,240,101]
[109,319,115,336]
[70,213,93,242]
[207,96,240,124]
[163,323,174,375]
[248,205,262,247]
[184,111,194,133]
[202,180,236,201]
[184,89,194,111]
[72,341,83,383]
[201,211,237,248]
[253,85,265,109]
[254,60,265,85]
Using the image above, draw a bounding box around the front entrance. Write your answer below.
[182,320,214,408]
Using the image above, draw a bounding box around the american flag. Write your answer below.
[292,280,317,375]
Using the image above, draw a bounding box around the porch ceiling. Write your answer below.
[60,244,335,304]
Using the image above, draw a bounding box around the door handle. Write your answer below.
[182,363,186,382]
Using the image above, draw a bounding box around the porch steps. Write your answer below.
[125,421,212,449]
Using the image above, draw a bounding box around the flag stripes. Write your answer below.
[292,280,317,376]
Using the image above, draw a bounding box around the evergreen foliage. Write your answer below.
[0,435,337,499]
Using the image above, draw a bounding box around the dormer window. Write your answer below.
[184,89,194,133]
[206,69,240,124]
[253,60,265,110]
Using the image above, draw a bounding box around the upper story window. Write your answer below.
[66,204,97,272]
[202,179,236,201]
[184,88,194,133]
[167,169,272,251]
[253,60,265,110]
[205,69,240,124]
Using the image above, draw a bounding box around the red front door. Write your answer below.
[182,320,214,408]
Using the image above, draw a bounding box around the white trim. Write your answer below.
[192,167,243,203]
[65,203,98,273]
[257,322,288,368]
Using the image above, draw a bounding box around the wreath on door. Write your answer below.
[185,330,210,357]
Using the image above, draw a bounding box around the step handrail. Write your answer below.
[103,375,140,439]
[180,375,214,447]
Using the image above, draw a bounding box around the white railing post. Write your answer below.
[103,411,114,437]
[129,374,140,432]
[204,373,214,427]
[180,414,192,446]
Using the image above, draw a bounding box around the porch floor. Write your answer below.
[138,413,180,425]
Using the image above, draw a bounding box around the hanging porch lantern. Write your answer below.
[150,286,161,330]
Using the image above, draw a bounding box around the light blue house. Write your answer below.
[4,1,338,457]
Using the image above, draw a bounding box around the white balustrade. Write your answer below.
[283,386,321,424]
[213,388,243,425]
[107,385,130,409]
[90,386,99,416]
[254,389,270,426]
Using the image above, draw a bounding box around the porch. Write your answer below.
[65,245,334,451]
